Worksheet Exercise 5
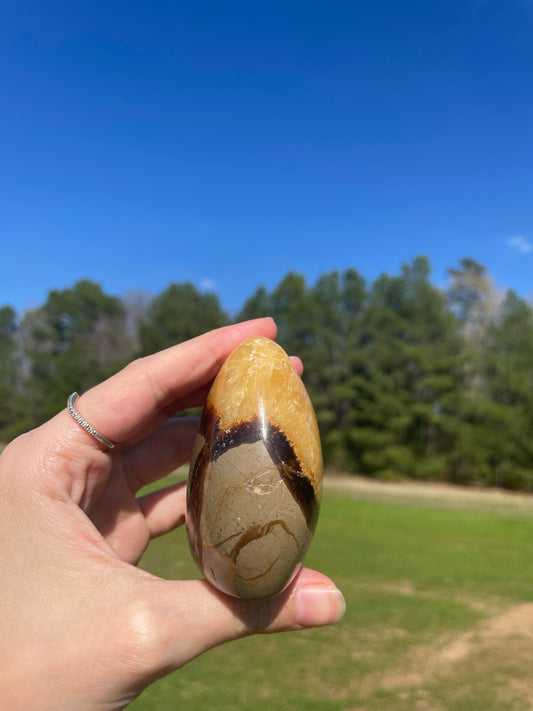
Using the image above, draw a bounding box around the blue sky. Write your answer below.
[1,0,532,317]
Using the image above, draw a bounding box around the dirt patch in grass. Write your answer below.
[322,475,533,709]
[353,601,533,710]
[384,603,533,682]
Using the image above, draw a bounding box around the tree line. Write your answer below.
[1,256,533,490]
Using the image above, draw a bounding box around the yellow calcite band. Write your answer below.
[207,337,323,492]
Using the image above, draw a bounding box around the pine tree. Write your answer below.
[347,257,464,479]
[139,282,229,355]
[451,290,533,489]
[0,306,20,441]
[20,281,134,424]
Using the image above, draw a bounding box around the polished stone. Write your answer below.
[186,336,323,599]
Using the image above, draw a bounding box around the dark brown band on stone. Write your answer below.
[263,427,319,530]
[189,404,318,539]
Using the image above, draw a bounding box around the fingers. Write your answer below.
[137,481,187,539]
[122,418,199,493]
[290,355,303,375]
[65,319,279,448]
[142,568,345,673]
[208,567,345,635]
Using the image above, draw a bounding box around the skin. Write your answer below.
[0,318,345,711]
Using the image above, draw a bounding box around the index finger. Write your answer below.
[65,318,282,447]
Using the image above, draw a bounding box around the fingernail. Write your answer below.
[295,586,346,628]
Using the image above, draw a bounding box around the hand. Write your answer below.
[0,318,345,711]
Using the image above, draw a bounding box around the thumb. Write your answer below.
[136,568,345,677]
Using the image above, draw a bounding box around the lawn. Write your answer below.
[130,474,533,711]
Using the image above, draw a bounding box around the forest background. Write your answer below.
[1,255,533,491]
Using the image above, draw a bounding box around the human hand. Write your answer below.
[0,318,345,711]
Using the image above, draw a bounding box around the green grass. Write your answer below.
[130,477,533,710]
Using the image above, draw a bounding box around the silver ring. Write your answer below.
[67,392,115,449]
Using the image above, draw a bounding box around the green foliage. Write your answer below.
[449,290,533,489]
[19,280,135,427]
[2,259,533,490]
[139,282,229,355]
[0,306,20,440]
[349,257,466,480]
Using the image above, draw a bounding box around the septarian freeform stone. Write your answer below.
[186,336,323,599]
